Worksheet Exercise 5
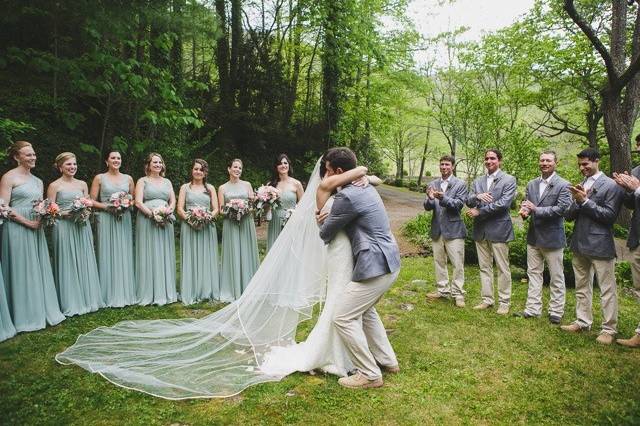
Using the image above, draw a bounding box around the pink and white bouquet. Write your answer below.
[151,206,176,227]
[253,185,281,221]
[32,198,60,227]
[69,196,93,224]
[185,206,215,230]
[222,198,251,222]
[107,191,134,220]
[0,199,10,225]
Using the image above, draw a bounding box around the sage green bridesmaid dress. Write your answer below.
[0,267,16,342]
[96,175,137,307]
[180,185,220,304]
[1,175,65,332]
[136,178,177,305]
[219,182,259,301]
[266,189,297,252]
[52,189,105,316]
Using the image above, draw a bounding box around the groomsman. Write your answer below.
[424,155,468,307]
[466,149,517,315]
[515,151,571,324]
[612,139,640,348]
[561,148,624,345]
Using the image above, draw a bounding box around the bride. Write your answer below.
[56,159,380,399]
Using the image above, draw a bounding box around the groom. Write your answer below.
[317,147,401,389]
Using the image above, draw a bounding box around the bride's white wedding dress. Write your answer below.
[260,197,354,376]
[55,160,354,399]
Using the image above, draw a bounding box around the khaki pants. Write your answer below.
[572,253,618,335]
[629,246,640,290]
[476,241,511,307]
[333,270,399,380]
[432,237,465,299]
[525,245,565,317]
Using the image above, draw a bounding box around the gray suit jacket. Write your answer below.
[524,174,571,249]
[424,175,467,240]
[466,170,517,242]
[319,184,401,282]
[624,165,640,249]
[565,174,624,259]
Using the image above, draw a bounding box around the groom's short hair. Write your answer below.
[323,147,357,175]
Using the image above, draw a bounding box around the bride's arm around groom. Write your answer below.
[317,147,401,389]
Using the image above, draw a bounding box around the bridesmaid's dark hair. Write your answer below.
[144,152,166,177]
[228,158,242,168]
[268,153,293,187]
[104,150,121,162]
[190,158,211,195]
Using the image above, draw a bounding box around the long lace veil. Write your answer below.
[55,159,327,399]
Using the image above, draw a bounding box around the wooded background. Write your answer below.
[1,0,639,189]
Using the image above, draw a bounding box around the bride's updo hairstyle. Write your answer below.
[321,147,357,177]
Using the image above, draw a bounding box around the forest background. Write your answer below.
[1,0,640,193]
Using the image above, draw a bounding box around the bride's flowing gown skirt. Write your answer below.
[260,231,354,377]
[56,161,332,399]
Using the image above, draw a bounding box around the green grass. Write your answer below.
[1,257,640,425]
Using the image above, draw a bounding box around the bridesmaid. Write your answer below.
[0,268,16,342]
[218,158,259,301]
[266,154,304,252]
[48,152,105,316]
[90,151,137,307]
[0,141,65,332]
[135,152,177,305]
[177,159,220,305]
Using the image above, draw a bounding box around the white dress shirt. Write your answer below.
[539,172,556,198]
[486,170,500,191]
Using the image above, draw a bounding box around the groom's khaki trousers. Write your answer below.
[333,270,399,380]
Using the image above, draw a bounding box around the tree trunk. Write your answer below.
[215,0,232,113]
[322,1,342,147]
[170,0,184,92]
[230,0,242,103]
[417,126,431,186]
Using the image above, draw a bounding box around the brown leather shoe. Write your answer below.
[616,333,640,348]
[380,364,400,374]
[455,298,466,308]
[338,371,383,389]
[596,333,614,345]
[473,303,492,310]
[426,291,444,300]
[560,323,584,333]
[496,305,510,315]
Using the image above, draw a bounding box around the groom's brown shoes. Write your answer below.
[338,372,383,389]
[380,364,400,374]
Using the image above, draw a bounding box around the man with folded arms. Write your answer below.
[561,148,624,345]
[466,148,517,315]
[515,150,571,324]
[424,155,468,308]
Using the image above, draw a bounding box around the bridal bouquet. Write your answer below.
[280,208,295,229]
[69,196,93,224]
[151,206,176,228]
[253,185,280,221]
[107,191,134,220]
[32,198,60,227]
[222,198,251,222]
[185,206,215,230]
[0,199,10,225]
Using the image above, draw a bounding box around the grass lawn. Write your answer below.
[1,257,639,425]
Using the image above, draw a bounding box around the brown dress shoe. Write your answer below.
[496,305,510,315]
[380,364,400,374]
[455,298,466,308]
[560,323,584,333]
[596,333,614,345]
[473,303,492,310]
[616,333,640,348]
[426,291,444,300]
[338,372,383,389]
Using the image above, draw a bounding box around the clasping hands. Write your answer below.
[613,171,640,192]
[568,184,588,203]
[476,192,493,203]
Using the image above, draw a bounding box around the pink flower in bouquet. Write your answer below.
[151,206,176,227]
[32,198,60,226]
[223,198,250,222]
[185,206,215,230]
[0,198,10,225]
[70,196,93,224]
[253,185,281,222]
[108,191,134,220]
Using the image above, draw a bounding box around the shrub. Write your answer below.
[401,212,432,256]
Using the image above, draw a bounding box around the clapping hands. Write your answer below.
[568,184,588,203]
[613,171,640,192]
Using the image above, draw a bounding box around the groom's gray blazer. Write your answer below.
[319,184,400,282]
[524,174,572,249]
